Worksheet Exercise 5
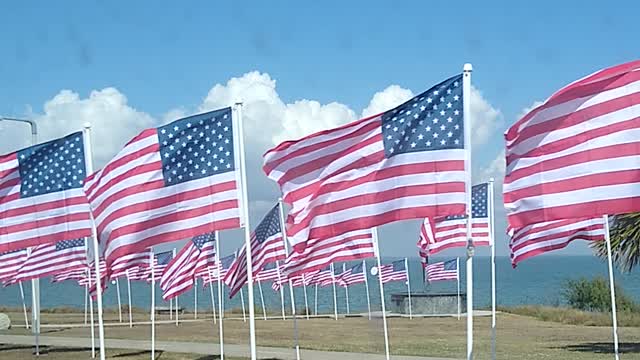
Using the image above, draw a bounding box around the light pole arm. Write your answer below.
[0,117,38,143]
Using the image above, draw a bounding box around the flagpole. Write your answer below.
[314,284,318,316]
[275,260,286,320]
[234,102,258,360]
[405,258,412,319]
[330,263,338,321]
[303,278,310,319]
[240,287,247,322]
[604,215,621,360]
[288,280,301,360]
[207,267,217,323]
[116,278,123,322]
[457,258,461,321]
[173,248,179,326]
[194,278,198,319]
[169,298,173,320]
[150,251,155,360]
[363,260,372,320]
[489,178,497,360]
[84,283,88,325]
[372,228,390,360]
[126,272,133,328]
[18,282,29,329]
[343,264,350,315]
[258,279,267,320]
[88,267,96,358]
[462,63,474,360]
[83,123,106,360]
[215,231,224,360]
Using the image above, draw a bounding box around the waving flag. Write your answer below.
[426,258,459,282]
[379,259,408,284]
[509,218,605,267]
[255,262,283,282]
[160,233,216,300]
[264,75,467,250]
[224,204,286,298]
[339,262,367,287]
[504,60,640,228]
[0,249,28,284]
[14,239,86,282]
[146,250,174,282]
[52,267,88,283]
[419,183,491,255]
[202,253,235,286]
[308,266,333,286]
[83,108,242,278]
[0,132,92,253]
[110,250,152,279]
[283,229,375,277]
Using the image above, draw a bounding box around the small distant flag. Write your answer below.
[255,262,283,282]
[146,251,174,282]
[379,259,408,284]
[426,258,459,282]
[339,262,367,287]
[14,239,86,282]
[0,132,92,253]
[110,250,152,280]
[160,233,216,300]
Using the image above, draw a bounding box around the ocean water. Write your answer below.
[1,256,638,314]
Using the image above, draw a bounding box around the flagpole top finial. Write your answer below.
[463,63,473,72]
[489,177,494,183]
[83,122,92,129]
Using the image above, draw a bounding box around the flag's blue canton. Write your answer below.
[350,262,363,274]
[392,259,406,271]
[157,107,235,186]
[381,74,463,158]
[156,251,173,265]
[254,204,281,243]
[220,254,235,269]
[471,183,488,218]
[443,259,458,271]
[192,232,215,249]
[55,238,84,251]
[18,132,86,198]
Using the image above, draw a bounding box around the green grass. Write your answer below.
[498,305,640,327]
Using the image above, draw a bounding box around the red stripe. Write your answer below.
[511,235,604,267]
[288,183,465,236]
[1,212,90,235]
[0,196,89,219]
[436,222,489,232]
[0,170,18,186]
[0,228,91,254]
[287,240,374,272]
[0,192,20,207]
[511,225,604,253]
[89,160,163,207]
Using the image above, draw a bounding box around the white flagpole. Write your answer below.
[88,267,96,358]
[288,280,301,360]
[18,282,29,329]
[275,260,286,320]
[126,272,133,328]
[84,283,88,325]
[604,215,621,360]
[116,278,123,322]
[240,287,247,322]
[169,298,173,320]
[215,231,224,360]
[343,264,350,315]
[173,248,179,326]
[194,278,198,320]
[83,123,106,360]
[24,129,40,356]
[363,260,372,320]
[372,228,390,360]
[457,258,461,320]
[150,251,155,360]
[303,278,310,319]
[489,179,497,360]
[462,63,474,360]
[234,102,258,360]
[258,279,267,320]
[314,284,318,316]
[331,263,338,320]
[405,258,412,319]
[207,267,217,323]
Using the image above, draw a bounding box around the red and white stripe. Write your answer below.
[0,249,28,283]
[509,218,605,267]
[307,268,333,287]
[282,229,375,277]
[426,260,459,282]
[160,241,215,300]
[504,60,640,228]
[13,242,87,282]
[52,267,88,283]
[110,250,152,279]
[83,127,241,277]
[338,263,367,287]
[379,264,407,284]
[263,115,467,250]
[418,217,490,255]
[255,263,283,282]
[0,151,92,253]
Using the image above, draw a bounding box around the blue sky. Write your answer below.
[1,1,637,259]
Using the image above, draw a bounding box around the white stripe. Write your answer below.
[2,218,93,245]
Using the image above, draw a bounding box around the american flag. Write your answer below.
[52,267,88,283]
[271,270,319,291]
[146,250,174,282]
[338,261,367,287]
[504,60,640,228]
[14,239,86,282]
[110,250,152,279]
[419,183,491,255]
[255,261,283,282]
[83,108,242,279]
[0,132,92,253]
[224,204,286,298]
[426,258,459,282]
[160,233,216,300]
[282,229,375,277]
[0,249,28,284]
[81,258,106,287]
[308,266,333,287]
[379,259,408,284]
[202,253,235,286]
[509,218,605,267]
[263,75,467,250]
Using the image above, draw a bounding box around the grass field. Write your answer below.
[2,310,640,359]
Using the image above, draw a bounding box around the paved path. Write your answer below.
[0,334,457,360]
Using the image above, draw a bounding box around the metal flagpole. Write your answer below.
[604,215,621,360]
[126,272,133,328]
[234,102,258,360]
[240,287,247,322]
[372,228,390,360]
[462,63,474,360]
[173,248,179,326]
[331,263,338,320]
[207,267,217,323]
[288,280,301,360]
[83,123,107,360]
[194,278,198,319]
[84,283,88,325]
[169,298,173,320]
[116,278,123,322]
[275,260,286,320]
[314,284,318,316]
[18,282,29,329]
[215,231,224,360]
[363,260,372,320]
[489,178,497,360]
[88,267,96,358]
[405,258,412,319]
[343,264,350,315]
[457,258,461,320]
[303,277,310,319]
[258,279,267,320]
[150,251,155,360]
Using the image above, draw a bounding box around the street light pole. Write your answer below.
[0,117,38,145]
